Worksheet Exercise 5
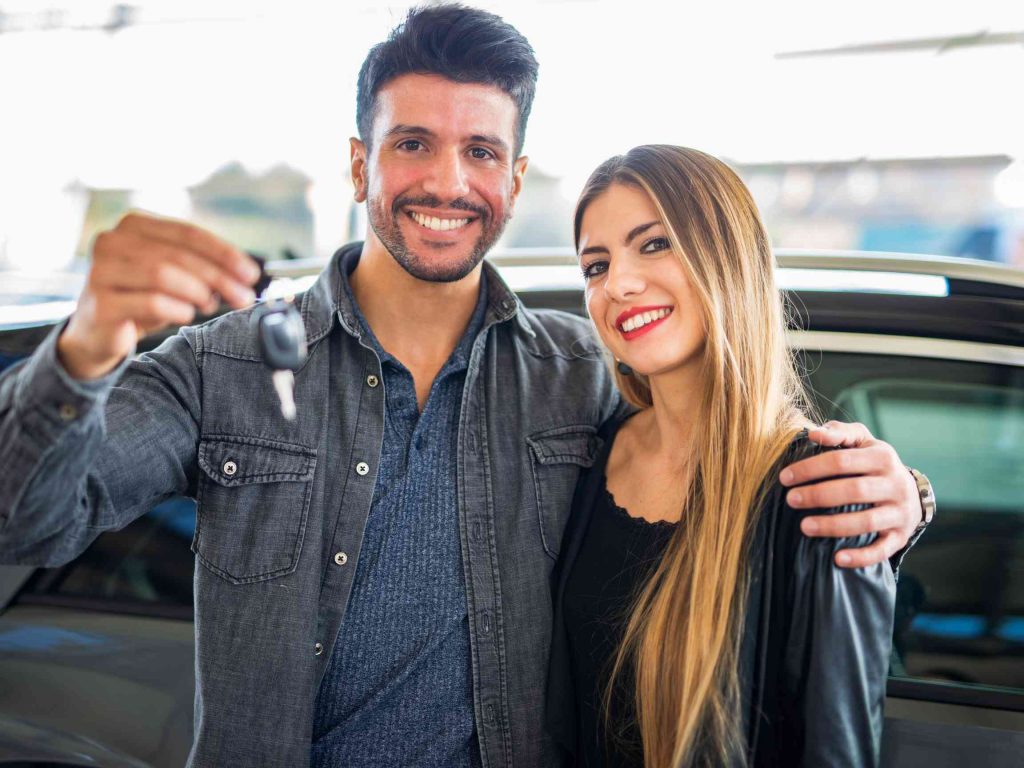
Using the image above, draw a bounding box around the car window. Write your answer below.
[805,349,1024,695]
[17,497,196,616]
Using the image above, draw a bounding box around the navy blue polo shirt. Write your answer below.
[311,266,488,767]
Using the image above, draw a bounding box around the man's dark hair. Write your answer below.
[356,4,539,157]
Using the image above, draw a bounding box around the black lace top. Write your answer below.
[562,474,676,767]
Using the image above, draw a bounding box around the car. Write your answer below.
[1,250,1023,766]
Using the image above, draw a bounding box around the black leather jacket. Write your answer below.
[545,421,897,767]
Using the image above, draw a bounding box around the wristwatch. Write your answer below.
[907,467,936,531]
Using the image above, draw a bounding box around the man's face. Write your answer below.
[350,73,529,282]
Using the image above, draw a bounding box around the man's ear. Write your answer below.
[350,137,368,203]
[510,155,529,211]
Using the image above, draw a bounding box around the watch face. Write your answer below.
[912,469,936,523]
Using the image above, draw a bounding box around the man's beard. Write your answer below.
[366,189,511,283]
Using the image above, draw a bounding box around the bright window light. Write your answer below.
[777,268,949,296]
[496,265,584,292]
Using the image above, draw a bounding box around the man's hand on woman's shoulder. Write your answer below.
[777,420,922,569]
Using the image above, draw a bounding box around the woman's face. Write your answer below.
[578,183,705,378]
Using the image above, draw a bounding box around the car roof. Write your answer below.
[2,250,1023,353]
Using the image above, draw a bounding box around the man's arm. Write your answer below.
[778,421,926,569]
[0,323,202,564]
[0,212,259,565]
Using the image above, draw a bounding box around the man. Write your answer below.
[0,5,928,767]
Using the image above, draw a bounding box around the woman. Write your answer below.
[545,146,895,767]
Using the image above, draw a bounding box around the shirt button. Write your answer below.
[314,642,324,656]
[222,460,238,477]
[485,703,496,726]
[58,404,77,421]
[366,374,379,388]
[334,552,348,566]
[356,461,370,476]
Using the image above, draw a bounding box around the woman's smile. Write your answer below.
[616,306,674,340]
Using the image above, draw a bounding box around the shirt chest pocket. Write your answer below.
[527,425,599,560]
[194,436,317,584]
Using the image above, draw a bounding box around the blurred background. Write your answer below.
[1,0,1023,316]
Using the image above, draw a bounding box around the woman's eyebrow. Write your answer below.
[578,221,662,258]
[625,221,660,245]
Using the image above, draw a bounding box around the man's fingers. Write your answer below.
[800,504,904,538]
[786,474,896,510]
[94,250,215,310]
[117,211,261,285]
[98,290,199,329]
[95,230,256,309]
[835,530,903,569]
[805,420,873,448]
[780,443,894,487]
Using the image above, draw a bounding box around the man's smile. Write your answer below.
[406,209,476,233]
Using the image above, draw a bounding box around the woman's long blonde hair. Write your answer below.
[574,145,811,767]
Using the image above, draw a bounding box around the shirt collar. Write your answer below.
[297,242,536,346]
[338,251,490,373]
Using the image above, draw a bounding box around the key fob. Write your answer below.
[257,300,307,372]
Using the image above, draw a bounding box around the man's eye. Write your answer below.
[640,236,670,253]
[469,147,494,160]
[581,261,608,280]
[398,139,424,151]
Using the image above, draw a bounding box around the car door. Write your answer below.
[0,498,197,767]
[796,332,1024,767]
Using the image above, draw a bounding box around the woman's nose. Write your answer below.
[604,256,644,301]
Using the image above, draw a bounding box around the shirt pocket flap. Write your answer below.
[526,425,599,468]
[198,436,316,487]
[526,425,600,559]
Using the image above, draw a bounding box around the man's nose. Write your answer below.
[422,149,471,201]
[604,255,644,302]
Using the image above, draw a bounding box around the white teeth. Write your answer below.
[410,211,471,231]
[620,308,671,333]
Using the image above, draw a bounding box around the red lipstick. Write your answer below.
[615,305,673,341]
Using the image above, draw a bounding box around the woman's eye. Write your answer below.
[398,139,424,151]
[581,261,608,280]
[640,236,670,253]
[469,147,494,160]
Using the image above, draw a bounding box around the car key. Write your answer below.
[248,253,307,420]
[257,299,307,420]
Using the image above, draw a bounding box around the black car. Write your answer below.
[1,250,1023,766]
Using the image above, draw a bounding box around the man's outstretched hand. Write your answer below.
[780,420,922,569]
[58,212,261,381]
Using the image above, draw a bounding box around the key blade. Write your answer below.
[272,370,297,421]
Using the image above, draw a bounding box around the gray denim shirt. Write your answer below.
[0,244,626,767]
